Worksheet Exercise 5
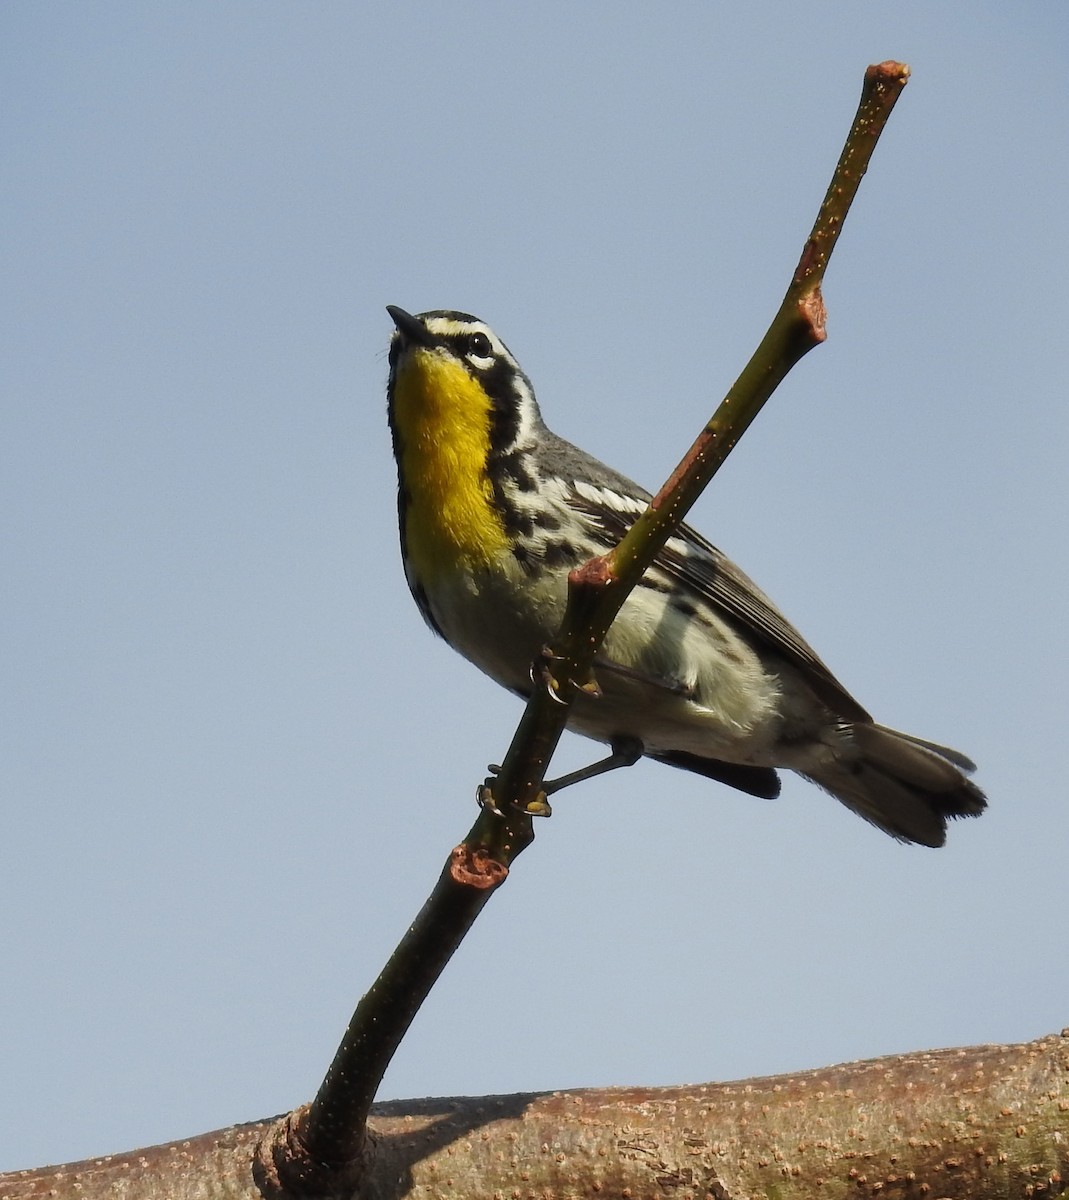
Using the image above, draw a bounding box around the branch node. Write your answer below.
[800,287,827,342]
[568,553,615,591]
[868,59,911,86]
[450,843,510,889]
[253,1106,371,1200]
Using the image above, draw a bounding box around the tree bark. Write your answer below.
[5,1032,1066,1200]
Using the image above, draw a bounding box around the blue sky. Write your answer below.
[3,2,1067,1173]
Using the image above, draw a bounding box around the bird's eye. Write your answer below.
[466,332,493,360]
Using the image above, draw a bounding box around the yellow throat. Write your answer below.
[391,347,510,582]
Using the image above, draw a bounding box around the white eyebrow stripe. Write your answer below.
[421,316,515,362]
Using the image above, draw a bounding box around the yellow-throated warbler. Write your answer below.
[385,306,986,846]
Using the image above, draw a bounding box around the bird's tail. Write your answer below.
[803,723,987,847]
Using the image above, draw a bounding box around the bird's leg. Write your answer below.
[542,735,643,795]
[480,736,643,818]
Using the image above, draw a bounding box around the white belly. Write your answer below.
[421,555,788,766]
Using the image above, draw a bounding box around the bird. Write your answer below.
[384,305,986,847]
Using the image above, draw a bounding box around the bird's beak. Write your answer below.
[386,305,435,348]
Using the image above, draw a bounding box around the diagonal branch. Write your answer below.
[259,61,912,1194]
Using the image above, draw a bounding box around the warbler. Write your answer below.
[385,305,986,847]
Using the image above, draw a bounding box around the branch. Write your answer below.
[251,62,912,1192]
[7,1033,1067,1199]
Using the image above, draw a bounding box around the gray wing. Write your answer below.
[655,523,871,721]
[544,431,871,722]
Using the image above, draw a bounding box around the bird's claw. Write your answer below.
[479,764,552,818]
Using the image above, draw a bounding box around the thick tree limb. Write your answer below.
[5,1033,1066,1199]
